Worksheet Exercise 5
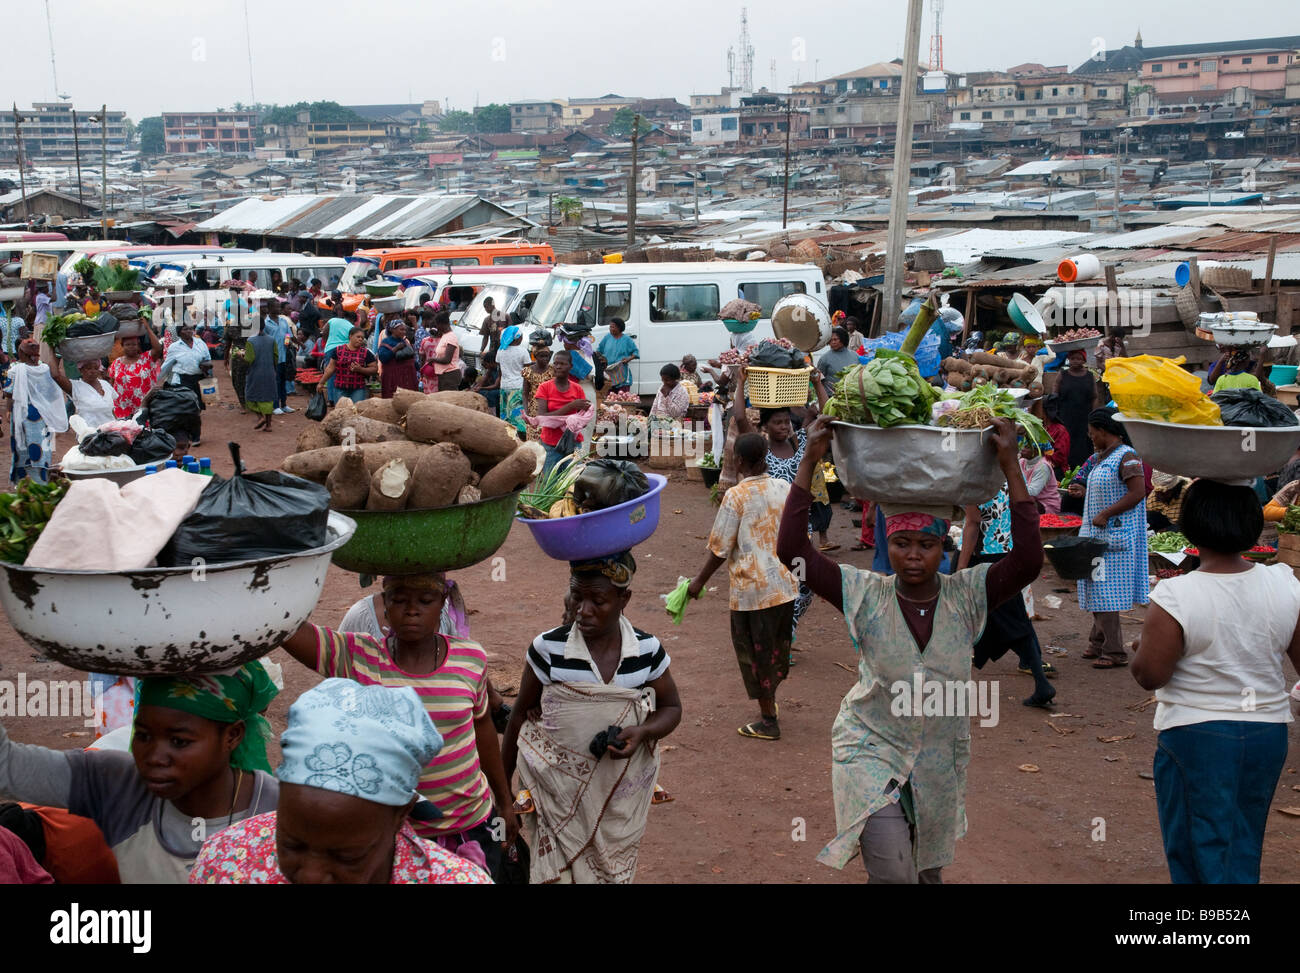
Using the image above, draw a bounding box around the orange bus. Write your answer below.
[332,242,555,311]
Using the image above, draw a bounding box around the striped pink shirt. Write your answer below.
[313,626,494,836]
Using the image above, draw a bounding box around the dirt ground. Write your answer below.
[4,377,1300,884]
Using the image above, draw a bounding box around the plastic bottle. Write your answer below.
[145,465,158,475]
[165,459,179,470]
[186,462,200,474]
[199,458,213,476]
[182,455,195,466]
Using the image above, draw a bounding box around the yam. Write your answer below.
[480,442,546,498]
[320,400,359,440]
[408,442,473,510]
[352,397,401,425]
[325,447,371,510]
[392,388,493,417]
[367,459,414,512]
[282,442,430,484]
[296,426,333,453]
[941,356,972,374]
[404,400,519,458]
[334,416,408,445]
[456,484,482,505]
[970,351,1025,370]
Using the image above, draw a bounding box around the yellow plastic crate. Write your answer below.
[746,366,812,408]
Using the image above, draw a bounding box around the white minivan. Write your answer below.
[524,262,825,395]
[152,253,347,293]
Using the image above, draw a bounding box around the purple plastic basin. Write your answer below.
[518,474,667,561]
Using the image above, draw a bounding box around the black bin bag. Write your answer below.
[129,428,176,464]
[158,443,331,566]
[140,385,202,440]
[1211,389,1300,428]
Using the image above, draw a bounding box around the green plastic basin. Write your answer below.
[330,490,522,575]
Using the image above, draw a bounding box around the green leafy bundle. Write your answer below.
[823,350,938,427]
[72,257,98,281]
[39,312,86,348]
[0,478,68,563]
[1149,531,1190,553]
[517,454,583,519]
[93,263,140,293]
[1279,505,1300,535]
[937,384,1048,447]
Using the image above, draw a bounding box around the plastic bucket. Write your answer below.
[1175,262,1191,287]
[1057,254,1101,283]
[1269,364,1298,386]
[518,474,666,561]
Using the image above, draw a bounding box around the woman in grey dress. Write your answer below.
[243,327,278,432]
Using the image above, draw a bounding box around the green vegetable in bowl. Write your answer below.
[38,312,86,349]
[1279,505,1300,535]
[92,263,140,293]
[936,384,1048,450]
[1149,531,1190,553]
[823,351,938,427]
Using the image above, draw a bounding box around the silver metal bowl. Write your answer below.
[1116,414,1300,480]
[58,331,118,362]
[0,512,356,676]
[830,422,1004,506]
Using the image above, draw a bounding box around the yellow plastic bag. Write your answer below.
[1103,355,1222,426]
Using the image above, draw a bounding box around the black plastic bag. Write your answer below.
[66,312,119,338]
[129,428,176,464]
[158,443,331,566]
[496,836,531,885]
[572,459,649,512]
[305,391,328,422]
[139,385,202,439]
[79,431,132,457]
[746,340,806,369]
[1211,389,1299,428]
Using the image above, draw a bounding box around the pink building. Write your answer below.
[1142,47,1294,95]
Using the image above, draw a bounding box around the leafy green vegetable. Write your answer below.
[937,384,1048,449]
[72,257,97,281]
[92,263,140,293]
[1279,505,1300,535]
[39,312,86,348]
[823,350,938,427]
[517,454,583,519]
[1060,464,1082,489]
[1149,531,1190,553]
[0,478,68,564]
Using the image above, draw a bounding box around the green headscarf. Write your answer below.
[134,661,279,772]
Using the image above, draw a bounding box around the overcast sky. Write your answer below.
[3,0,1296,120]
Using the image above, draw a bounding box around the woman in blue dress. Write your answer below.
[1066,407,1149,668]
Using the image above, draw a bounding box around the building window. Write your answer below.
[836,106,845,113]
[1242,57,1252,64]
[1051,87,1059,96]
[1026,108,1037,117]
[692,118,702,131]
[1066,106,1077,115]
[1178,61,1188,69]
[1098,88,1108,97]
[981,111,992,119]
[1222,58,1230,64]
[1152,64,1163,73]
[1068,87,1075,95]
[1201,60,1216,71]
[1003,109,1014,118]
[1268,55,1280,64]
[1047,107,1059,116]
[721,116,737,130]
[960,111,971,120]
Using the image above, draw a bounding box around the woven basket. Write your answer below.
[1200,266,1253,292]
[1175,286,1201,327]
[746,366,812,408]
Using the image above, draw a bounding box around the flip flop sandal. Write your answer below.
[1018,662,1058,678]
[738,718,781,741]
[1082,649,1101,659]
[652,784,675,804]
[1092,657,1129,669]
[818,542,841,552]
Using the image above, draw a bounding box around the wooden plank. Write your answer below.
[1187,256,1202,299]
[1265,236,1278,296]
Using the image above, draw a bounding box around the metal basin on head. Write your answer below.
[830,422,1004,507]
[1116,414,1300,481]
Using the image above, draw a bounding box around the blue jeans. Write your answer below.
[1154,720,1288,883]
[541,443,565,478]
[336,387,368,404]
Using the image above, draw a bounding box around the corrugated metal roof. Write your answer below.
[195,193,524,241]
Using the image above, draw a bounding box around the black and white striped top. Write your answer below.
[527,621,670,688]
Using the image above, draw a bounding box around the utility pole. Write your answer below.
[1113,155,1121,229]
[12,105,31,223]
[98,104,108,237]
[882,0,924,328]
[627,113,640,248]
[72,108,84,209]
[781,95,794,228]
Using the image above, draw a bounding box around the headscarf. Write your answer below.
[569,550,636,587]
[499,325,521,349]
[883,512,950,538]
[277,679,443,807]
[134,660,280,772]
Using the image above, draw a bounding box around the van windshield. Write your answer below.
[529,275,581,328]
[338,257,380,294]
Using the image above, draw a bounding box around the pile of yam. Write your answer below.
[283,391,545,512]
[941,353,1043,393]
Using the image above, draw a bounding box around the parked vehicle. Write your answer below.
[151,252,346,293]
[450,279,550,362]
[524,261,826,395]
[333,242,555,311]
[383,265,553,323]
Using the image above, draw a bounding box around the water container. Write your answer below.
[1057,254,1101,283]
[1175,262,1191,287]
[199,376,218,400]
[165,459,179,470]
[199,458,213,476]
[182,455,195,466]
[186,462,200,474]
[145,465,158,475]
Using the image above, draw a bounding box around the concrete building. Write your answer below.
[1141,46,1295,96]
[162,111,257,156]
[808,95,940,139]
[261,112,395,158]
[562,95,641,126]
[0,103,126,160]
[509,100,566,133]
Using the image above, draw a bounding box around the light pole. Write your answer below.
[72,108,85,209]
[90,105,107,236]
[11,104,32,223]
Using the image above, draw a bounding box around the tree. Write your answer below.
[555,196,583,225]
[474,103,511,133]
[607,108,651,138]
[439,110,476,133]
[261,101,364,126]
[122,117,137,146]
[138,116,165,156]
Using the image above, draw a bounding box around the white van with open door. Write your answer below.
[525,262,825,395]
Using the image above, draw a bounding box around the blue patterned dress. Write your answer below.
[1077,444,1150,612]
